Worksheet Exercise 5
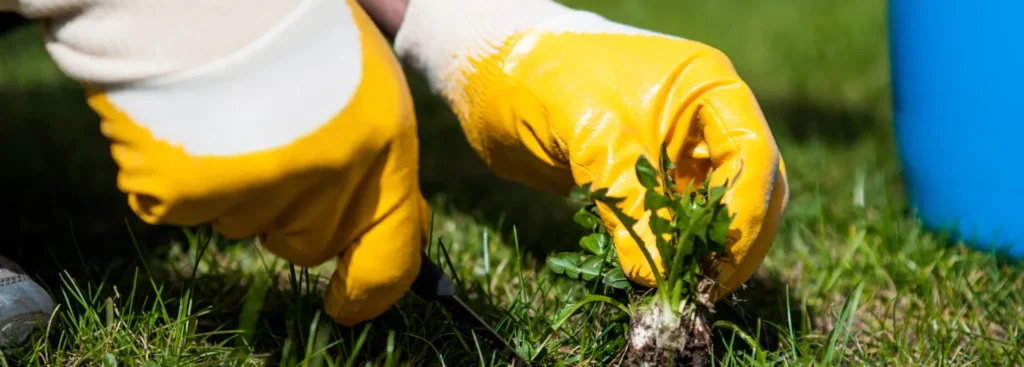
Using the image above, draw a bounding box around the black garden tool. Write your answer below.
[410,253,534,367]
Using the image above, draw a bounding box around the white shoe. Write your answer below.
[0,255,55,348]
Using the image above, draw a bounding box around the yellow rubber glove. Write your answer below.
[77,0,427,325]
[396,0,788,301]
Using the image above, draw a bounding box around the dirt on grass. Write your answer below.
[623,306,711,367]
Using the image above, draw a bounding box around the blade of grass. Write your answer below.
[237,272,270,351]
[436,240,464,292]
[124,218,153,281]
[471,331,485,367]
[303,310,324,364]
[513,226,527,306]
[483,229,492,302]
[384,330,396,367]
[342,324,372,367]
[821,281,865,365]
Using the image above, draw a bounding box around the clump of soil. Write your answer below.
[623,303,711,367]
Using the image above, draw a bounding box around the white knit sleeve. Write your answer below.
[4,0,302,85]
[393,0,575,93]
[393,0,676,98]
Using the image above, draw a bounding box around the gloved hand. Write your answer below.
[395,0,788,301]
[26,0,428,325]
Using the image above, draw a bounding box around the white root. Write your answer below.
[628,302,696,353]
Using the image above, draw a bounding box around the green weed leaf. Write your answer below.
[659,145,678,193]
[602,268,630,289]
[569,154,733,313]
[677,236,695,259]
[709,208,732,246]
[657,237,675,270]
[573,206,602,230]
[692,211,713,244]
[649,214,674,238]
[635,155,661,190]
[708,185,728,206]
[590,187,611,200]
[548,253,581,278]
[580,233,610,256]
[580,256,605,281]
[570,183,593,202]
[644,190,673,211]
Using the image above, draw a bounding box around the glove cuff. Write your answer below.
[394,1,680,119]
[393,0,574,96]
[20,0,303,85]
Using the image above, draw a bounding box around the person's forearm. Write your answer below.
[357,0,408,39]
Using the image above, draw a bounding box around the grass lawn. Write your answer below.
[2,0,1022,365]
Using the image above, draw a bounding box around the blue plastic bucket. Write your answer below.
[889,1,1024,256]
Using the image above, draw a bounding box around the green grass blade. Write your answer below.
[821,281,865,365]
[343,324,372,367]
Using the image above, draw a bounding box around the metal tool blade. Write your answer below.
[411,253,533,367]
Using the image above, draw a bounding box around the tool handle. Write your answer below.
[410,252,456,301]
[409,252,535,367]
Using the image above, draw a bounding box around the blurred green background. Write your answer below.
[7,1,1024,365]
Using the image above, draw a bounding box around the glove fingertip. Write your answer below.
[322,195,426,326]
[324,250,422,327]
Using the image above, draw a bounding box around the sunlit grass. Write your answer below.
[2,0,1023,365]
